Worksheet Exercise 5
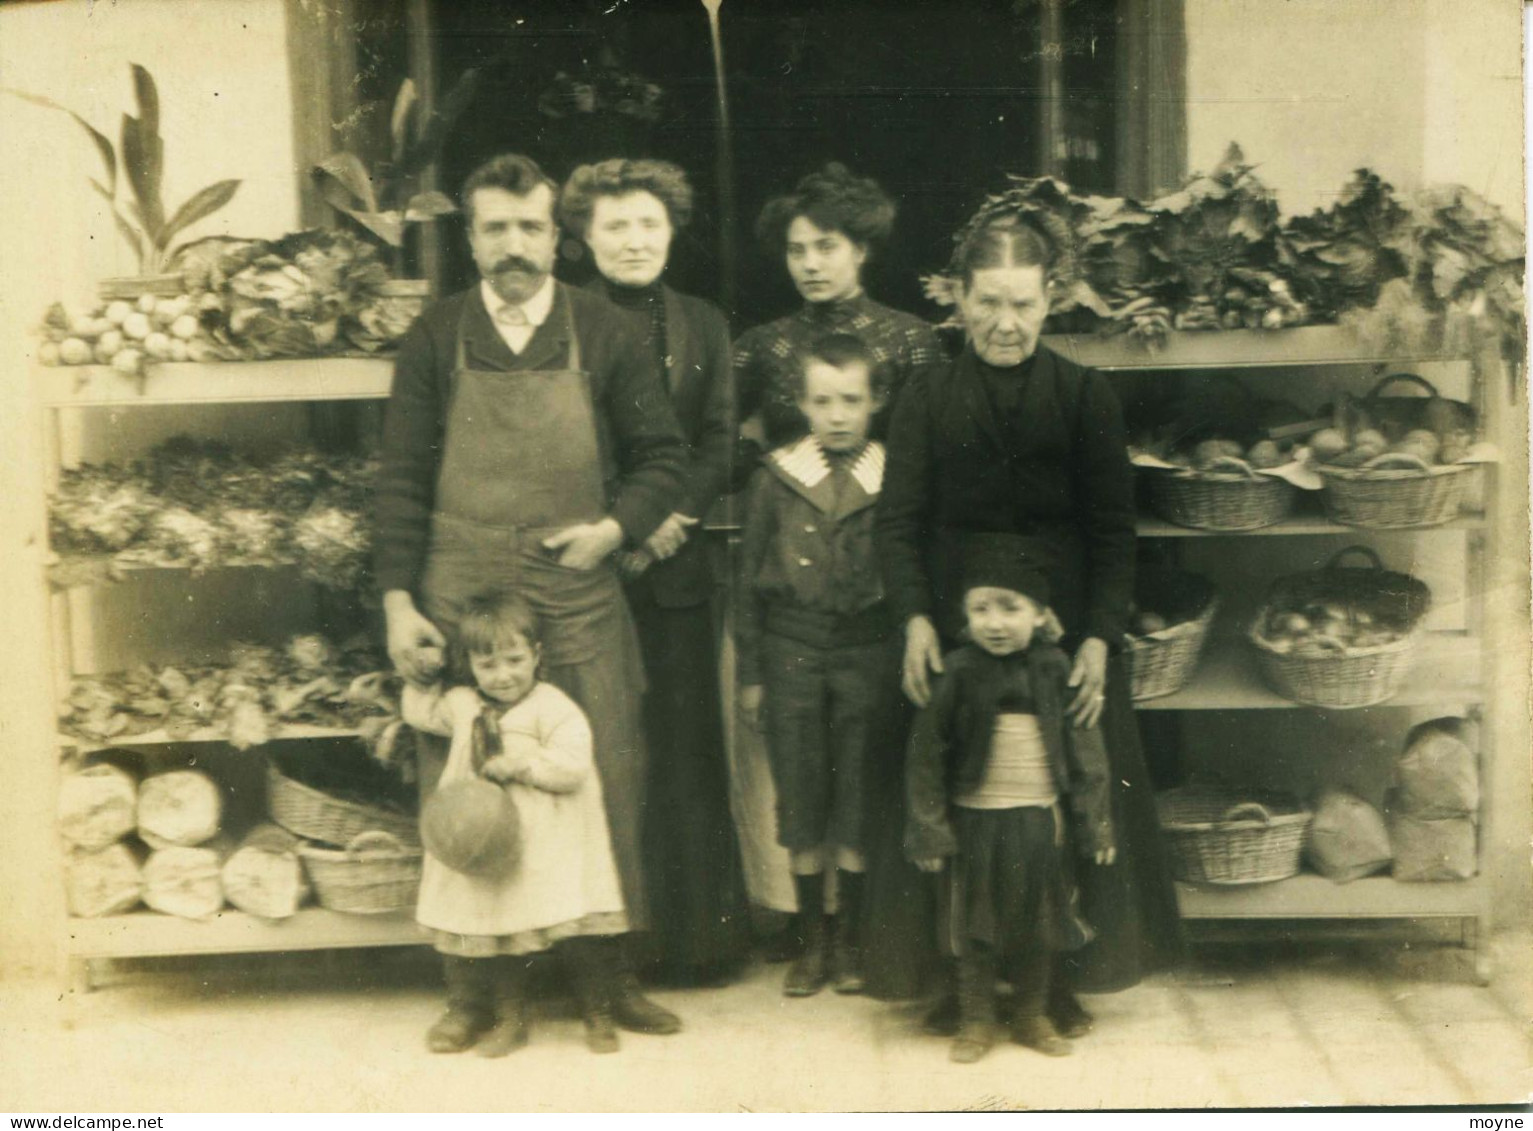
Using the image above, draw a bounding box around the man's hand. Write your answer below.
[645,512,698,561]
[1094,845,1118,866]
[737,684,765,731]
[913,857,945,874]
[383,590,446,686]
[542,517,624,571]
[1067,636,1110,729]
[901,615,945,708]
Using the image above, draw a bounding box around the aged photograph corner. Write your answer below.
[0,0,1527,1114]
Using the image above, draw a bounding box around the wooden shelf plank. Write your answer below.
[1135,633,1481,711]
[1177,874,1483,919]
[1043,325,1467,372]
[35,357,393,407]
[66,907,424,958]
[1136,512,1487,538]
[58,723,366,748]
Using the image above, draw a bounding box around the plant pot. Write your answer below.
[97,273,187,302]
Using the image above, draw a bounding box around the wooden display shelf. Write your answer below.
[1176,874,1482,919]
[66,907,423,959]
[57,723,366,748]
[35,357,393,407]
[1135,633,1481,712]
[1043,325,1463,372]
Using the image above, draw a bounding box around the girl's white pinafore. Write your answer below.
[409,682,628,954]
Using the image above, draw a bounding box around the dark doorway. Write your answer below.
[388,0,1123,326]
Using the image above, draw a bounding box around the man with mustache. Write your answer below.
[375,153,690,1047]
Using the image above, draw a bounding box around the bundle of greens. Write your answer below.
[1146,144,1307,332]
[49,438,376,588]
[60,633,399,751]
[198,229,397,359]
[1279,170,1412,322]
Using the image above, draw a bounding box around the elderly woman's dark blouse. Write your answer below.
[877,344,1136,646]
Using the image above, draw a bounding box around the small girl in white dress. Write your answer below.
[403,590,629,1056]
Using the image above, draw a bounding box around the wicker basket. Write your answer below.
[1158,787,1311,885]
[298,831,422,914]
[1248,546,1430,709]
[1148,457,1296,531]
[1127,596,1220,701]
[267,758,418,847]
[1319,453,1477,529]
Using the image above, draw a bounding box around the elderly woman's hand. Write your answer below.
[1067,636,1109,729]
[902,615,946,708]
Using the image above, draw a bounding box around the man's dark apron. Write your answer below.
[417,297,649,928]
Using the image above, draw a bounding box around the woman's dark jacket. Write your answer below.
[876,344,1136,646]
[904,643,1115,862]
[591,280,735,609]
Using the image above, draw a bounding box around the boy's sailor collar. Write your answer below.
[767,435,885,513]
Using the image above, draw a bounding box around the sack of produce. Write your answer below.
[1386,791,1476,882]
[1249,546,1431,709]
[58,762,138,851]
[1396,717,1478,819]
[137,769,223,849]
[221,823,309,919]
[65,841,144,918]
[1303,789,1391,883]
[142,842,228,919]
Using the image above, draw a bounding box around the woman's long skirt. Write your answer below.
[628,591,753,984]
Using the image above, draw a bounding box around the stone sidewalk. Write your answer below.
[1,928,1528,1112]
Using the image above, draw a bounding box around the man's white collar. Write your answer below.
[481,275,556,327]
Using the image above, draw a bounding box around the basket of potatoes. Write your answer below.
[1310,374,1480,529]
[1148,436,1298,531]
[1125,569,1220,701]
[1249,546,1432,709]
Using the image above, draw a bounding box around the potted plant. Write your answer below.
[6,64,240,301]
[311,70,480,317]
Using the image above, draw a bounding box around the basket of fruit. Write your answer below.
[1310,374,1479,529]
[1148,440,1297,531]
[1125,570,1220,701]
[297,831,422,915]
[1249,546,1432,709]
[1157,786,1312,885]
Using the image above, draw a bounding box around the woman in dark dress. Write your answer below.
[731,164,947,987]
[560,158,752,985]
[875,215,1185,1028]
[734,163,946,450]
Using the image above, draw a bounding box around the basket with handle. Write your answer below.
[1318,373,1478,529]
[1125,570,1220,701]
[266,756,418,847]
[1148,456,1296,531]
[297,830,422,914]
[1319,451,1476,529]
[1249,546,1430,709]
[1157,787,1311,884]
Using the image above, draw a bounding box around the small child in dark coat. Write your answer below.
[736,332,897,998]
[905,534,1117,1064]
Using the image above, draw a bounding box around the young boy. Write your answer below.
[736,332,895,997]
[905,534,1117,1064]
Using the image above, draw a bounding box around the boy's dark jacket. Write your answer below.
[735,437,889,685]
[905,641,1115,861]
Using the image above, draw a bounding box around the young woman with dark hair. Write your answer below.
[734,163,946,450]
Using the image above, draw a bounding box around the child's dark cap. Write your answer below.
[960,533,1051,607]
